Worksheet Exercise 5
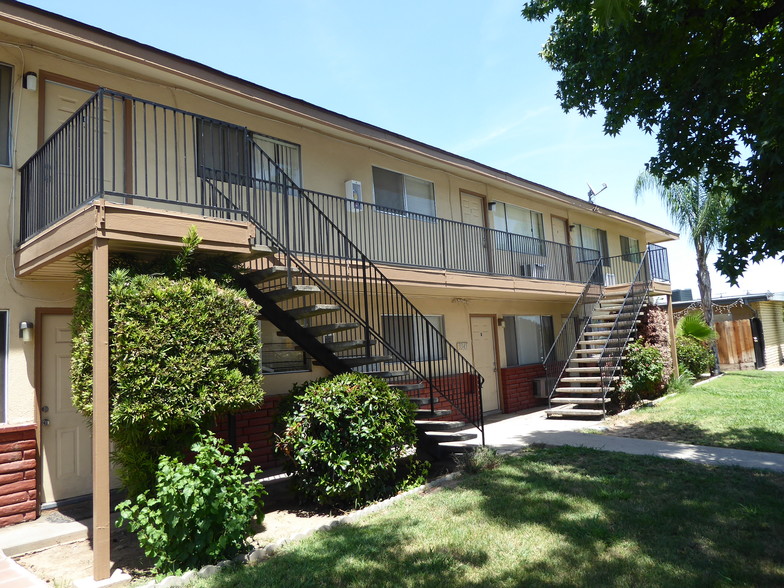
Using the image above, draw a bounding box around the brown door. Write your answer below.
[470,315,500,412]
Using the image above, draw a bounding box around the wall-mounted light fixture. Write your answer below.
[568,224,576,231]
[22,72,37,91]
[487,201,497,211]
[19,321,34,342]
[497,317,506,328]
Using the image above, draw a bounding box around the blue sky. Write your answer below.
[25,0,784,297]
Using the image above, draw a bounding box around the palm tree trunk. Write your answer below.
[695,241,720,375]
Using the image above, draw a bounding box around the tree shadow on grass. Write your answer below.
[605,418,784,453]
[458,446,784,587]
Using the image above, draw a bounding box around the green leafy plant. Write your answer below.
[676,310,718,342]
[617,340,666,407]
[71,230,264,497]
[667,369,695,394]
[117,432,266,576]
[276,372,417,507]
[456,446,502,474]
[676,336,715,377]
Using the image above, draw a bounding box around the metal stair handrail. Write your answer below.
[595,248,654,411]
[245,142,485,440]
[542,260,604,402]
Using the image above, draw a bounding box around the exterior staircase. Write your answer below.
[543,248,655,419]
[224,138,484,456]
[545,294,643,417]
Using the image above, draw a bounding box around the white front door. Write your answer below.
[470,315,499,413]
[40,313,92,504]
[460,192,490,273]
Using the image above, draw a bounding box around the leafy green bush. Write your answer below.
[677,336,714,376]
[71,231,264,497]
[618,340,666,406]
[276,372,418,507]
[117,432,266,576]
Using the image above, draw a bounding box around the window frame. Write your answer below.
[503,314,555,367]
[0,63,13,167]
[620,235,642,262]
[381,314,445,363]
[492,202,545,256]
[573,224,609,265]
[371,166,436,217]
[0,311,7,423]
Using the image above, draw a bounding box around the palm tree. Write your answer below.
[635,171,730,374]
[634,170,729,327]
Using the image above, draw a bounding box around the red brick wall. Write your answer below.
[0,425,38,528]
[500,364,547,413]
[214,395,285,471]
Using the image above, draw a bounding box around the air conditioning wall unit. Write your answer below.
[521,263,548,279]
[533,377,548,398]
[345,180,362,212]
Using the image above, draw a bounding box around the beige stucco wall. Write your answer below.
[0,15,672,420]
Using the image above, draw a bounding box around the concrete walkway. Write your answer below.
[460,406,784,473]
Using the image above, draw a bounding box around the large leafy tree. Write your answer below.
[522,0,784,283]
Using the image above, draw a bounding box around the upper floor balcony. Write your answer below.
[17,89,670,289]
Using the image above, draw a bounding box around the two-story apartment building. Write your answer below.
[0,0,677,550]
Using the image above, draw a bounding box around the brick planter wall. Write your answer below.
[500,364,547,413]
[215,395,285,471]
[0,425,38,528]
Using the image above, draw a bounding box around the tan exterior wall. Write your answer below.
[754,301,784,368]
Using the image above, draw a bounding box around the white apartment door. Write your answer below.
[460,192,490,273]
[40,313,92,504]
[551,216,569,244]
[551,216,573,281]
[470,315,500,413]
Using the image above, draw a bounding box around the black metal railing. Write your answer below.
[301,190,602,284]
[244,142,484,436]
[596,249,653,412]
[20,89,484,438]
[542,260,604,397]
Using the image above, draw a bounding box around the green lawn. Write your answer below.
[189,446,784,588]
[598,370,784,453]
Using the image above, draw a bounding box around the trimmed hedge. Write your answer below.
[276,373,419,507]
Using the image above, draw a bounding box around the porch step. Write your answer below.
[551,396,608,405]
[288,304,341,320]
[359,369,409,379]
[415,408,452,418]
[559,376,602,384]
[414,420,466,431]
[546,405,604,417]
[305,322,360,337]
[246,265,300,285]
[409,396,438,406]
[267,284,321,303]
[422,430,477,443]
[573,346,624,354]
[570,356,626,363]
[555,386,603,393]
[564,367,601,374]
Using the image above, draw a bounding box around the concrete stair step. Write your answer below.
[304,322,360,337]
[415,408,452,418]
[248,244,277,259]
[246,265,300,285]
[389,382,426,392]
[326,339,372,353]
[267,284,321,302]
[560,376,602,383]
[422,430,477,443]
[414,420,466,431]
[289,304,340,320]
[551,396,608,405]
[555,386,604,393]
[342,355,394,367]
[359,369,409,378]
[564,367,601,374]
[546,405,604,417]
[408,396,438,406]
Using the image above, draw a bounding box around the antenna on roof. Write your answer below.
[587,182,607,204]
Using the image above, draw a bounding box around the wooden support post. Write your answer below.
[92,237,111,581]
[667,294,680,379]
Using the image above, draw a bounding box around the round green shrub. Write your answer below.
[676,336,714,376]
[117,432,266,576]
[619,340,666,404]
[276,372,418,507]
